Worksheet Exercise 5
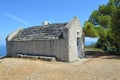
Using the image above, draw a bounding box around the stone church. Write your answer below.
[6,17,85,62]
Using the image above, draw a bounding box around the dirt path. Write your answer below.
[0,56,120,80]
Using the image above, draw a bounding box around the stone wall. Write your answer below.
[65,17,85,62]
[6,17,85,62]
[7,39,69,61]
[7,28,23,41]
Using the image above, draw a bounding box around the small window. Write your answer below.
[59,32,64,39]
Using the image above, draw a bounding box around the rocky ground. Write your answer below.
[0,54,120,80]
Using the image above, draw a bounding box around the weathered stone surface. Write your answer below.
[6,17,85,62]
[11,23,68,41]
[14,53,56,61]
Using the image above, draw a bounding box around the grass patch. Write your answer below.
[85,47,103,51]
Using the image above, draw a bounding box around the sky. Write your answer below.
[0,0,109,45]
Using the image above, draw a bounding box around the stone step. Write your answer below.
[14,53,56,61]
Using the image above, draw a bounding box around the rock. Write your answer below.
[50,57,56,61]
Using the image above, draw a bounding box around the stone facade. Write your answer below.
[6,17,85,62]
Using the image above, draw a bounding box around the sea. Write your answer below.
[0,45,6,57]
[0,37,98,57]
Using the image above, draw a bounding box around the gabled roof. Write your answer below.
[11,22,68,41]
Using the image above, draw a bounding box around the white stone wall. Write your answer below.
[66,17,85,62]
[6,17,85,62]
[7,29,69,62]
[7,39,69,61]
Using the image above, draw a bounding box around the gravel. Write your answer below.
[0,55,120,80]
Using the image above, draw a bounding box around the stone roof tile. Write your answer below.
[12,22,68,41]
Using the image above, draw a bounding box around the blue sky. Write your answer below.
[0,0,109,45]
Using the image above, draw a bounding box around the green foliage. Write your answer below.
[110,7,120,51]
[89,3,114,28]
[84,0,120,52]
[114,0,120,7]
[96,26,108,38]
[89,10,99,25]
[83,21,98,37]
[97,15,111,28]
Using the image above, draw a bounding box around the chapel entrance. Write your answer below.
[77,37,81,58]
